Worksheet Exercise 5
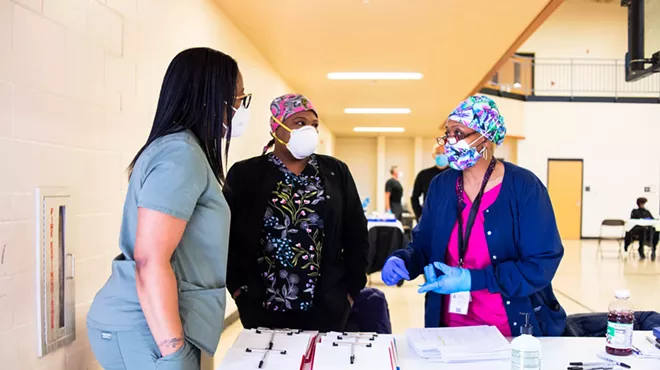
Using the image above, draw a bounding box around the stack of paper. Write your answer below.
[312,332,399,370]
[218,328,317,370]
[221,347,307,369]
[406,326,510,363]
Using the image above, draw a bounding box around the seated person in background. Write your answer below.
[381,95,566,337]
[411,144,449,221]
[624,197,658,260]
[224,94,369,332]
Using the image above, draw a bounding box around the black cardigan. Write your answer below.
[223,154,369,312]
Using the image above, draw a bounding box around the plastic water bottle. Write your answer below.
[605,289,634,356]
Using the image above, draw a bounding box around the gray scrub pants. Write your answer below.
[87,327,200,370]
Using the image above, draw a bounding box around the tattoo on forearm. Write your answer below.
[159,337,184,349]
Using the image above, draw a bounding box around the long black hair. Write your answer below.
[128,47,239,185]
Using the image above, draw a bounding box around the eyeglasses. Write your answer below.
[236,93,252,109]
[436,131,479,146]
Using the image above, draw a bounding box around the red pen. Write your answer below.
[388,348,394,370]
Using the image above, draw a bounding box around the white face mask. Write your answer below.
[398,172,404,179]
[284,125,318,159]
[271,115,319,159]
[223,105,251,138]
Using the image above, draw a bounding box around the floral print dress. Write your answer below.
[258,154,325,312]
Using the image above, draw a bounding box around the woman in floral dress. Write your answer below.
[224,94,369,331]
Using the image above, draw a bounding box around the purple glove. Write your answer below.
[381,257,410,286]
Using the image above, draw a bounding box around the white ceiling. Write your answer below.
[217,0,563,137]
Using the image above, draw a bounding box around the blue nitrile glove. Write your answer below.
[423,263,437,283]
[381,257,411,286]
[418,262,471,295]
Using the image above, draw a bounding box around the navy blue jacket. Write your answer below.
[392,161,567,336]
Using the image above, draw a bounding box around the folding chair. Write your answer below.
[596,219,625,259]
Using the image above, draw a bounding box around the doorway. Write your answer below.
[547,159,583,240]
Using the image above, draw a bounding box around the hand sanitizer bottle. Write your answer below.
[511,312,542,370]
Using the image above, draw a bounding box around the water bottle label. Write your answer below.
[511,349,541,370]
[606,322,633,349]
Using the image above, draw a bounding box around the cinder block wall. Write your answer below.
[0,0,311,368]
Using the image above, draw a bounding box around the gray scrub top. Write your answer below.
[87,130,229,356]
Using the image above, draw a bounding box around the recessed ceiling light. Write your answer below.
[353,127,406,133]
[344,108,411,114]
[327,72,423,80]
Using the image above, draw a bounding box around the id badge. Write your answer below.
[449,291,471,315]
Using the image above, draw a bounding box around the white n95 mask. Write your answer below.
[223,104,251,138]
[282,125,319,159]
[271,116,319,159]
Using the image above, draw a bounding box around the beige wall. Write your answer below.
[334,132,521,215]
[519,0,627,59]
[519,102,660,238]
[317,123,335,157]
[334,137,377,211]
[384,138,415,207]
[336,136,440,212]
[422,137,438,170]
[497,139,518,164]
[0,0,333,369]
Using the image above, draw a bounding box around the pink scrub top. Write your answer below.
[443,183,512,336]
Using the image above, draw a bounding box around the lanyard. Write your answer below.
[456,158,497,267]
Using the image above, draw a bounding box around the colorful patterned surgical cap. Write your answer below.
[447,95,506,146]
[269,94,318,132]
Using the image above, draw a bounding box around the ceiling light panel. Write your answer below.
[344,108,411,114]
[353,127,406,133]
[327,72,423,80]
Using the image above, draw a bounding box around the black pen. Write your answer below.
[647,335,660,350]
[258,349,268,369]
[596,354,631,369]
[569,362,609,367]
[350,343,355,365]
[267,331,275,350]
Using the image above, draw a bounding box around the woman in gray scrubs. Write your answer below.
[86,47,250,370]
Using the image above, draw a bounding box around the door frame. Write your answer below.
[515,52,536,95]
[547,158,584,239]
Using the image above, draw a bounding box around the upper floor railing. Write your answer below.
[484,55,660,99]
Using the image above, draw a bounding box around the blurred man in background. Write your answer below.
[411,145,449,221]
[385,165,404,220]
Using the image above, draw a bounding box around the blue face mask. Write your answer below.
[435,154,449,168]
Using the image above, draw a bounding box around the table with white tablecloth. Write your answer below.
[217,330,660,370]
[294,331,659,369]
[367,220,404,232]
[395,331,658,370]
[626,219,660,232]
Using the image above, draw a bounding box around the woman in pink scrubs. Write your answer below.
[382,95,566,336]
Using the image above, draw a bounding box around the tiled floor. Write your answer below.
[211,240,660,365]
